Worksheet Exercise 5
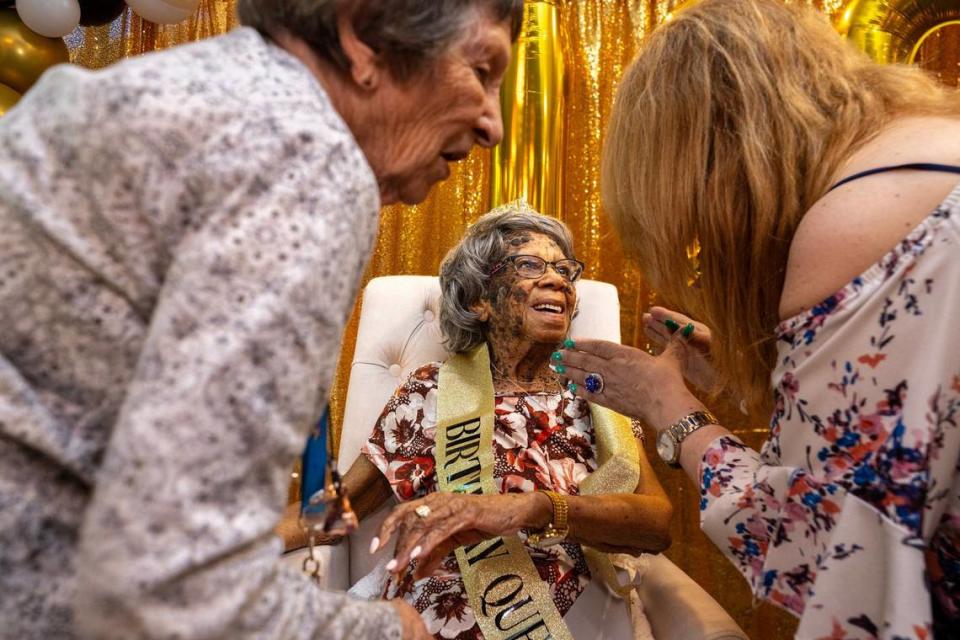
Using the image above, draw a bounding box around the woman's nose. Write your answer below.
[473,92,503,148]
[538,265,569,288]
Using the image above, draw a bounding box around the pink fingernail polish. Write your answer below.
[411,545,422,560]
[369,537,380,554]
[385,559,398,572]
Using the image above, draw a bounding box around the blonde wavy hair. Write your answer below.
[602,0,960,412]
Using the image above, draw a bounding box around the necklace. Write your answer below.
[490,363,568,418]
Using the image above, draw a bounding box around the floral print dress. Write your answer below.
[363,363,616,640]
[699,184,960,639]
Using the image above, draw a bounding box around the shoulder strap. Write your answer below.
[828,162,960,193]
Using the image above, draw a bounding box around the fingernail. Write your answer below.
[551,351,563,362]
[664,319,680,333]
[411,545,422,560]
[385,559,398,571]
[563,338,575,349]
[555,364,566,375]
[682,323,694,338]
[369,537,380,554]
[567,382,577,393]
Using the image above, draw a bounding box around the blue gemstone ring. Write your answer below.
[584,372,605,394]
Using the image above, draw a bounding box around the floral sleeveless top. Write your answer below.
[363,363,625,640]
[699,184,960,639]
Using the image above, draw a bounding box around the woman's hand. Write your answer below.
[558,331,705,430]
[373,492,551,581]
[642,306,717,392]
[391,600,432,640]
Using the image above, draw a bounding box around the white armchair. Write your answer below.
[283,276,746,640]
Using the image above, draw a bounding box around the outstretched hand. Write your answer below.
[642,306,716,392]
[557,326,704,430]
[371,492,547,581]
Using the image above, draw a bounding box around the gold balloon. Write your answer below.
[0,82,20,116]
[489,0,566,217]
[0,8,70,95]
[837,0,960,64]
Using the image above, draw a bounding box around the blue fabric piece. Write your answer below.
[300,407,329,515]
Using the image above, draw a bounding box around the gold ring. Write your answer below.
[415,504,431,519]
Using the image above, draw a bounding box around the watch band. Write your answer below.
[542,490,568,532]
[527,490,569,547]
[669,409,719,444]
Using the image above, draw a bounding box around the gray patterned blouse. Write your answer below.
[0,27,400,640]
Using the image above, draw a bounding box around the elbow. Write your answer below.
[624,496,674,555]
[645,497,674,554]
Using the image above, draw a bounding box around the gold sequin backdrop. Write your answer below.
[65,2,957,637]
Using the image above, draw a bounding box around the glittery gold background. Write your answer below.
[64,2,957,637]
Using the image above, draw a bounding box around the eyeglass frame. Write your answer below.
[488,254,586,283]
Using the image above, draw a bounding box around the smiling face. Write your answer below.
[475,232,578,353]
[362,13,512,204]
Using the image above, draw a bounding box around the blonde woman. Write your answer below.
[563,0,960,637]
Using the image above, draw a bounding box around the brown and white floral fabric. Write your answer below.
[0,27,400,640]
[363,363,609,640]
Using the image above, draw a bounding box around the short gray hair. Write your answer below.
[237,0,523,81]
[440,200,577,354]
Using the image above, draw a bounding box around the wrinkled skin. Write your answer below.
[473,231,577,393]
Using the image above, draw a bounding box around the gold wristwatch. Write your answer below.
[656,409,719,467]
[527,490,569,548]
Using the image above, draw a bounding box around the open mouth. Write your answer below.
[441,150,469,163]
[532,303,565,315]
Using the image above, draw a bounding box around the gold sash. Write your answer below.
[435,345,641,640]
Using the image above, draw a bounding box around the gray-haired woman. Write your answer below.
[279,202,673,639]
[0,1,521,639]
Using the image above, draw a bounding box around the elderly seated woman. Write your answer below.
[279,201,673,639]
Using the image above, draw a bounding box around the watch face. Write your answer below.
[657,430,677,463]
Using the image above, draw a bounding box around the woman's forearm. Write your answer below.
[342,455,394,521]
[566,493,673,553]
[516,491,673,554]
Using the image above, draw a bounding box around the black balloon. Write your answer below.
[79,0,126,27]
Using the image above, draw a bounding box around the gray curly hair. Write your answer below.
[237,0,524,81]
[440,200,577,354]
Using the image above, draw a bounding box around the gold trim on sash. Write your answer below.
[435,344,642,639]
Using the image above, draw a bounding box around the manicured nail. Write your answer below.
[567,382,577,393]
[682,323,694,338]
[551,351,563,362]
[369,537,380,554]
[385,559,398,572]
[555,364,566,375]
[411,545,422,560]
[664,318,680,333]
[563,338,576,349]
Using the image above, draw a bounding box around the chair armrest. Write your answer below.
[638,554,748,640]
[280,539,351,592]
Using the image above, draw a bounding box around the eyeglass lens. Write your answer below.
[512,256,582,281]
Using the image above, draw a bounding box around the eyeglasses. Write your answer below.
[489,255,585,283]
